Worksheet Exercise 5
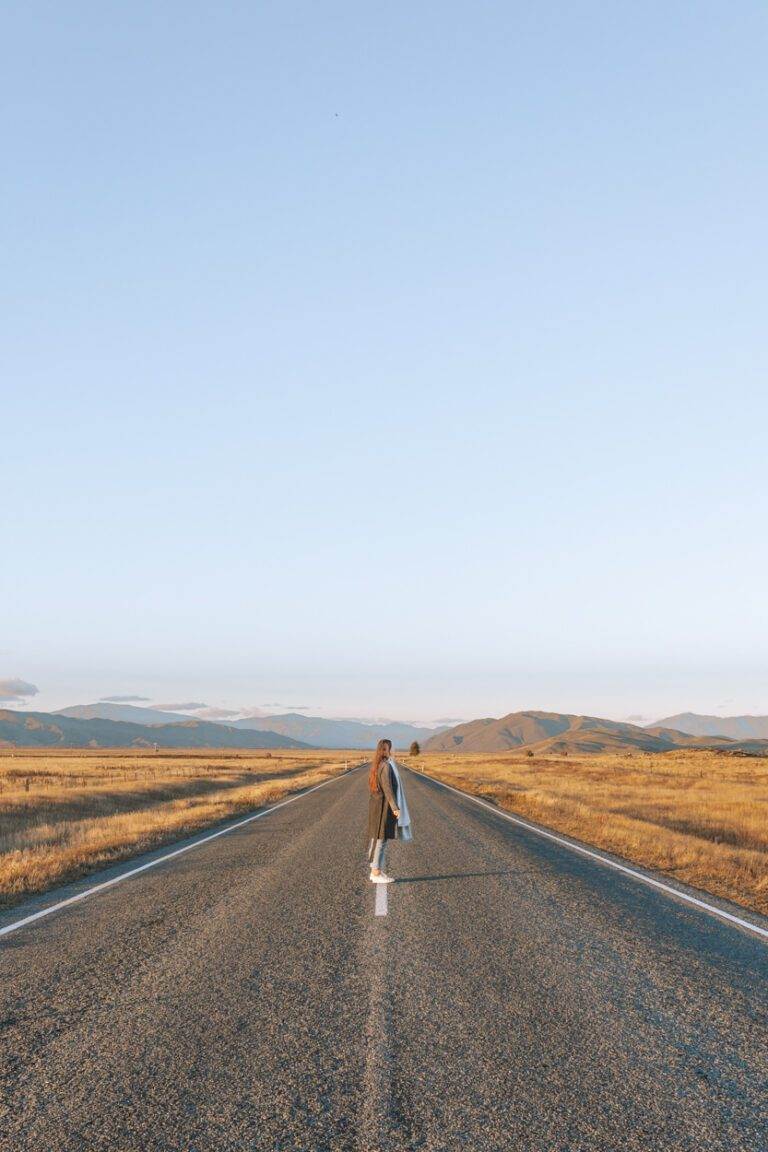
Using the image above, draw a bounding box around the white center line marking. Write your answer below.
[375,884,388,916]
[0,766,362,941]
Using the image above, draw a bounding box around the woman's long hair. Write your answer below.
[369,738,392,793]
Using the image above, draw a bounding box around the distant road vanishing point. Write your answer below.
[1,766,766,1151]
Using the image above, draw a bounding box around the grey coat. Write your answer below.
[366,759,399,859]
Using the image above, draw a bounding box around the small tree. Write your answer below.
[409,740,421,756]
[526,749,534,758]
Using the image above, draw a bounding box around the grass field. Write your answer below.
[0,748,354,908]
[414,749,768,916]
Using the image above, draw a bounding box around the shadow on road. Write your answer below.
[395,869,531,884]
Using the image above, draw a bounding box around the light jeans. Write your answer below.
[370,838,386,871]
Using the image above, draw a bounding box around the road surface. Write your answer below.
[1,765,766,1151]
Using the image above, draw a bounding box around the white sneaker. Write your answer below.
[371,872,395,884]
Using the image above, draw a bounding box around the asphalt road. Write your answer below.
[1,765,766,1151]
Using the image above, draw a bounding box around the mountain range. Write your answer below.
[54,704,441,750]
[652,712,768,740]
[423,710,768,755]
[230,712,442,749]
[5,705,768,755]
[0,710,309,750]
[56,703,205,726]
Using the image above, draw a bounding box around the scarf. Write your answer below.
[389,758,413,842]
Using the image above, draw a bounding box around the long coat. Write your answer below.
[367,759,399,857]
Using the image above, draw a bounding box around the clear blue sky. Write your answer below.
[2,2,767,723]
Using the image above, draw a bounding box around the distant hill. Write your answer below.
[52,703,442,750]
[0,710,310,750]
[652,713,768,740]
[232,712,443,750]
[56,703,198,725]
[423,710,754,755]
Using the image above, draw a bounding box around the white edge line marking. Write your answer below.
[375,884,388,916]
[416,769,768,943]
[0,766,361,941]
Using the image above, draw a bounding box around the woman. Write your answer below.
[367,738,412,883]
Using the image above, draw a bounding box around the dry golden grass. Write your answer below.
[416,749,768,915]
[0,748,356,908]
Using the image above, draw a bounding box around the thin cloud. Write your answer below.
[259,703,310,712]
[193,707,240,720]
[151,701,209,712]
[0,678,39,702]
[100,694,151,703]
